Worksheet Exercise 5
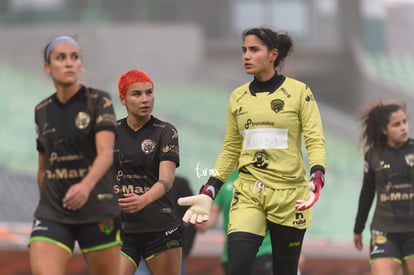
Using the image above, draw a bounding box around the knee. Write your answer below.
[227,232,264,275]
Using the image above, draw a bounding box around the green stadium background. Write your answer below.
[1,1,414,273]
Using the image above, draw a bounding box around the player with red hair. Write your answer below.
[114,69,182,275]
[118,69,154,97]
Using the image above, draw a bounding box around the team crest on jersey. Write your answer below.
[98,220,114,235]
[141,139,156,154]
[271,99,284,113]
[75,111,91,129]
[253,151,269,169]
[405,154,414,167]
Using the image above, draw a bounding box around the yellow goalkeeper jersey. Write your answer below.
[212,76,326,188]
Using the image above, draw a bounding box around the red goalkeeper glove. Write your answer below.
[295,170,324,211]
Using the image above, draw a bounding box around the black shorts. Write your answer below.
[29,216,122,255]
[370,229,414,263]
[121,227,182,267]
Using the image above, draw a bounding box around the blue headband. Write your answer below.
[44,36,80,62]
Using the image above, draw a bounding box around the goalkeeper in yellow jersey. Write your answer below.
[179,27,326,275]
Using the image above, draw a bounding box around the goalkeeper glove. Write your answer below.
[295,170,324,211]
[177,177,223,224]
[178,194,212,224]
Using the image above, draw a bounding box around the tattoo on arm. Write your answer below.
[159,179,170,193]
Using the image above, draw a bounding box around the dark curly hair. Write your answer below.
[359,100,406,152]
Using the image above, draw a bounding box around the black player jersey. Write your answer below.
[113,116,180,233]
[354,139,414,233]
[34,85,120,223]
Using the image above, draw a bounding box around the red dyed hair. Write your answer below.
[118,69,154,96]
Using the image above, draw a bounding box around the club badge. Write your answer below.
[253,151,269,169]
[98,220,114,235]
[141,139,156,154]
[271,99,285,113]
[405,154,414,167]
[75,111,91,129]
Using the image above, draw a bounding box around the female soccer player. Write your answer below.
[354,100,414,275]
[179,27,326,275]
[114,69,182,275]
[29,35,122,275]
